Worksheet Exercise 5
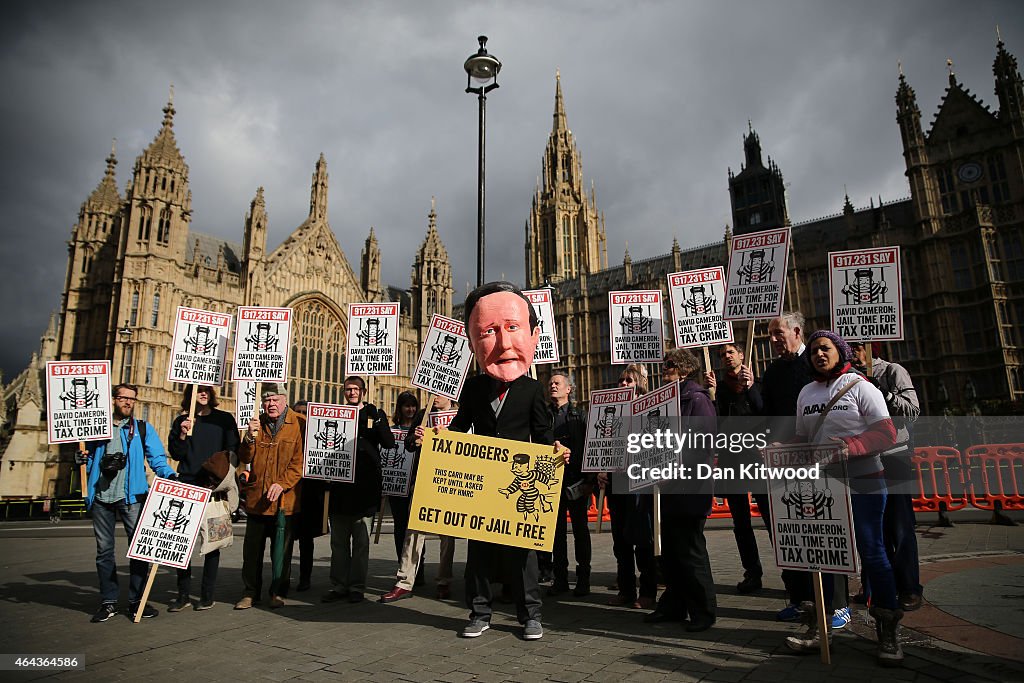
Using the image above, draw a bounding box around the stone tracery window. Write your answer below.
[289,297,346,405]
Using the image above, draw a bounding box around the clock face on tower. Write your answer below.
[957,161,983,184]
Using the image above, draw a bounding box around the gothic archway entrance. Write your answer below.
[288,296,347,405]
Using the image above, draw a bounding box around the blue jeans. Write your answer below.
[92,499,149,605]
[822,490,899,611]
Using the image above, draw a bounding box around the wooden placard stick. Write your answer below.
[186,383,198,435]
[812,571,831,664]
[595,486,605,534]
[865,341,874,377]
[79,441,89,499]
[133,564,159,624]
[744,320,756,366]
[702,346,716,402]
[652,483,662,557]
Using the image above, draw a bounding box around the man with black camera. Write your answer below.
[78,383,178,623]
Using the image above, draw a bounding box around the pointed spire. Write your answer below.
[86,139,122,209]
[309,153,328,221]
[142,87,184,166]
[368,225,377,243]
[624,241,631,263]
[843,187,854,215]
[553,69,568,132]
[163,84,176,128]
[672,236,681,253]
[947,57,957,86]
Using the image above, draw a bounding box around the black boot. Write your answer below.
[573,568,591,597]
[870,606,905,667]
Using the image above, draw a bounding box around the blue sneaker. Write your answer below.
[776,603,804,622]
[831,607,852,629]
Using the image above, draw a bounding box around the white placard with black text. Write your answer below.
[667,267,734,348]
[609,290,664,364]
[346,303,400,376]
[724,227,791,321]
[410,315,472,402]
[167,306,232,386]
[582,387,634,472]
[303,403,359,483]
[829,246,903,342]
[232,307,293,382]
[126,478,211,570]
[46,361,112,444]
[524,289,559,365]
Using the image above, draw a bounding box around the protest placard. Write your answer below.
[765,444,858,574]
[126,478,211,570]
[626,381,680,492]
[235,380,257,430]
[609,290,664,364]
[303,403,359,482]
[667,267,734,348]
[410,314,472,401]
[346,303,400,376]
[829,246,903,341]
[231,307,293,382]
[523,288,559,364]
[427,410,459,430]
[407,430,561,551]
[582,387,634,472]
[724,227,791,321]
[45,361,112,444]
[380,428,415,496]
[167,307,231,386]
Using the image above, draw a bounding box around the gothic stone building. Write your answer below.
[0,96,452,498]
[531,40,1024,417]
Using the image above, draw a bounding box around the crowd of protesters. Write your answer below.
[80,293,923,667]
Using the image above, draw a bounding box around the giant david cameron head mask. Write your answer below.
[463,282,540,383]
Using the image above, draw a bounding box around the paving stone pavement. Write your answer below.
[0,512,1022,682]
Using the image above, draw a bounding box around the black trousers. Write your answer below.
[607,492,657,600]
[464,540,541,624]
[242,513,294,600]
[552,493,592,584]
[657,515,716,623]
[726,493,763,579]
[176,550,220,602]
[754,491,812,603]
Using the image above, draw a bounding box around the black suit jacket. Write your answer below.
[450,374,553,446]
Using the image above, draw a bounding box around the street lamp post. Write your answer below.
[464,35,501,288]
[117,321,133,381]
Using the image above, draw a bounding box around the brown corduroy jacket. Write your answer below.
[239,409,305,515]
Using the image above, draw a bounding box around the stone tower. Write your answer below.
[57,141,122,361]
[361,227,384,301]
[411,198,453,332]
[727,123,789,234]
[242,186,268,305]
[525,72,607,287]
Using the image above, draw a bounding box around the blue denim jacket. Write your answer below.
[85,417,176,509]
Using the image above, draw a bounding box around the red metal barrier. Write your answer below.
[586,494,611,523]
[710,496,732,519]
[911,446,968,512]
[964,444,1024,511]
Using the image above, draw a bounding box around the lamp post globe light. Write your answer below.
[464,35,501,288]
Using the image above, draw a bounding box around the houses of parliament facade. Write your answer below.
[3,37,1023,498]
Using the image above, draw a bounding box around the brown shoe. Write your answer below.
[233,597,254,610]
[635,596,656,610]
[607,594,635,607]
[269,595,285,609]
[436,585,451,600]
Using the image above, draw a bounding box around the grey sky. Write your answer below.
[1,1,1020,379]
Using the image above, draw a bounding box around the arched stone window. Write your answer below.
[288,297,346,405]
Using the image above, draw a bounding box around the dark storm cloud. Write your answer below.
[2,0,1021,379]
